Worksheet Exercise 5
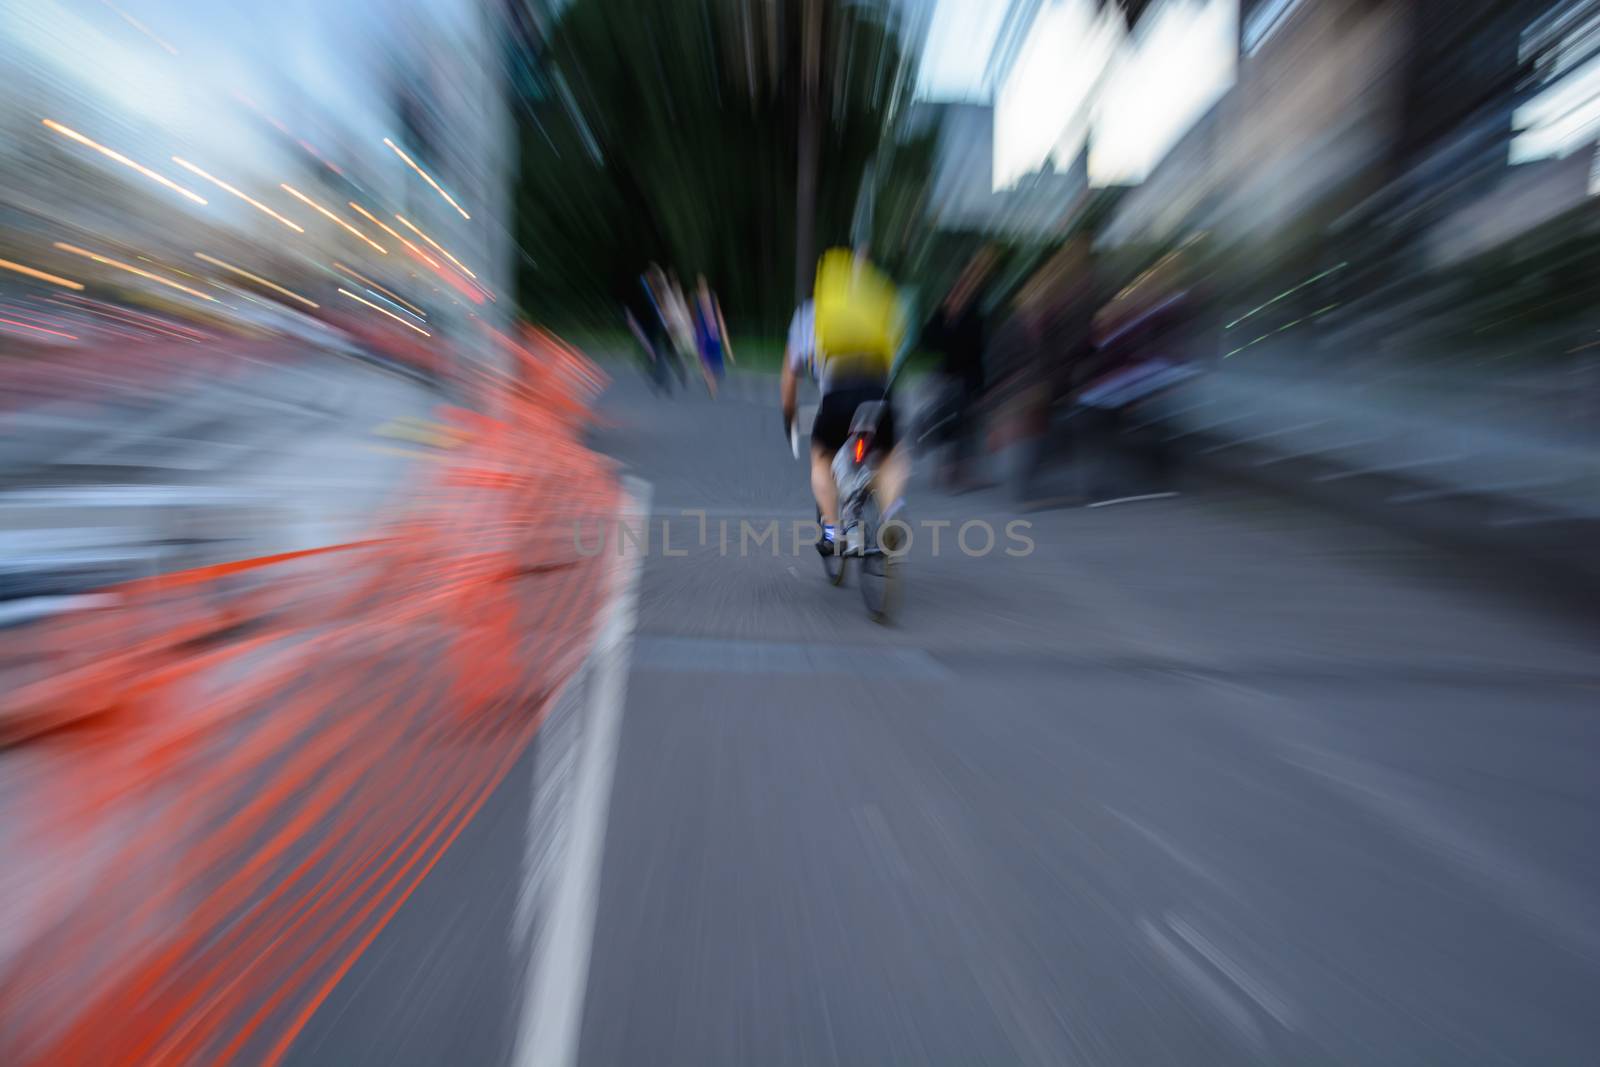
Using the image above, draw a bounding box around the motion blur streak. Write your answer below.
[8,0,1600,1064]
[53,292,206,340]
[0,257,83,291]
[383,137,472,219]
[349,202,441,268]
[193,253,318,308]
[41,119,207,205]
[332,261,427,318]
[279,185,388,254]
[171,158,306,232]
[52,242,216,301]
[396,214,479,279]
[339,287,432,336]
[1,335,617,1064]
[100,0,179,55]
[0,315,78,340]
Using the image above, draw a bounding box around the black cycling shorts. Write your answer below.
[812,385,897,454]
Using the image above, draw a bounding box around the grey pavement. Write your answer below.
[296,366,1600,1066]
[573,370,1600,1066]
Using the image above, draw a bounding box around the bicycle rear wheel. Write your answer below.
[856,496,897,622]
[818,507,845,585]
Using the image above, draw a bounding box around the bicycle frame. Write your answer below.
[830,401,886,557]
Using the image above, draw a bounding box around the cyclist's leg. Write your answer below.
[868,390,907,517]
[704,348,723,398]
[874,442,909,515]
[810,389,852,534]
[811,443,838,527]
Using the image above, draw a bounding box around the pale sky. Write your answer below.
[1089,0,1237,184]
[4,0,462,175]
[987,0,1237,189]
[916,0,1009,100]
[3,0,487,251]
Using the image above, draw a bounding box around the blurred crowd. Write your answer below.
[914,231,1210,507]
[626,265,734,398]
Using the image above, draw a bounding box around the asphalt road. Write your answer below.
[573,371,1600,1066]
[297,368,1600,1066]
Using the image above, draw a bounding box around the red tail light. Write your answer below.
[854,437,866,464]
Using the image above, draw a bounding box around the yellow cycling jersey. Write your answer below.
[812,248,903,382]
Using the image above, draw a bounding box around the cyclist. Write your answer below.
[781,248,908,555]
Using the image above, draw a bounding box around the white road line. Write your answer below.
[1085,491,1179,508]
[1198,420,1328,454]
[1165,914,1297,1030]
[1312,453,1469,483]
[1140,917,1268,1058]
[513,475,651,1067]
[1103,807,1236,898]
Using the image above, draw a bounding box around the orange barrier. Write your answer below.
[0,327,620,1065]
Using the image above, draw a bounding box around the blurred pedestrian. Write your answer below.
[919,246,996,489]
[999,235,1097,507]
[627,275,671,393]
[1074,243,1203,504]
[659,270,703,393]
[644,265,689,390]
[693,274,733,398]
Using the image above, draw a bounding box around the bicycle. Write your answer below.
[799,401,899,621]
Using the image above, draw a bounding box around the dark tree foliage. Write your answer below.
[513,0,919,334]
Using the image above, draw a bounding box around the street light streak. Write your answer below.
[347,203,439,268]
[0,306,74,330]
[394,215,477,279]
[383,137,471,219]
[0,257,84,290]
[280,185,387,253]
[0,315,77,340]
[213,281,274,311]
[356,285,425,324]
[53,242,216,301]
[1224,263,1347,330]
[55,290,206,335]
[331,262,426,318]
[138,255,203,281]
[172,158,304,232]
[42,120,207,205]
[338,288,431,336]
[53,306,190,342]
[194,253,318,308]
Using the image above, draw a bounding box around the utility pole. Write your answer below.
[794,0,822,304]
